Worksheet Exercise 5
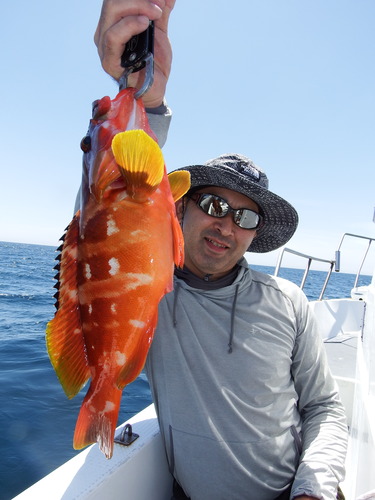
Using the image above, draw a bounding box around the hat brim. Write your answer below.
[176,164,298,253]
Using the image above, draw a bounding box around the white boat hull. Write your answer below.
[13,404,173,500]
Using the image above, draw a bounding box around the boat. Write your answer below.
[13,230,375,500]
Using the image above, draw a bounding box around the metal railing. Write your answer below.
[274,233,375,300]
[335,233,375,288]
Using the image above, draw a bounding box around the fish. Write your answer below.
[46,87,190,459]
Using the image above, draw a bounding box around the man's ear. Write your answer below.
[175,198,184,224]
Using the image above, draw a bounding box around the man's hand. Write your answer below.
[94,0,175,108]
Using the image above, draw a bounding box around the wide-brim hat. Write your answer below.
[174,153,298,253]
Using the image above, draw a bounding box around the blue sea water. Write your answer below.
[0,241,372,499]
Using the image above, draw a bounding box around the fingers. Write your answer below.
[95,0,168,80]
[96,15,150,80]
[95,0,165,46]
[154,0,175,35]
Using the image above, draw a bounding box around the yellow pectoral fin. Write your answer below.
[46,213,90,399]
[111,130,165,194]
[168,170,191,202]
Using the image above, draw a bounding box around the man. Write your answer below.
[94,2,348,499]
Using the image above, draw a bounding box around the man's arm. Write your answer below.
[290,293,348,499]
[94,0,175,108]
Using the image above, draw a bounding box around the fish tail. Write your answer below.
[73,383,122,459]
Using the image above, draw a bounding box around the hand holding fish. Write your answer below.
[95,0,175,108]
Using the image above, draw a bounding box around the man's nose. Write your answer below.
[213,213,235,236]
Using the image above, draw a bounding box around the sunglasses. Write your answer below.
[188,193,263,230]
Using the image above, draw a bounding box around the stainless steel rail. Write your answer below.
[335,233,375,288]
[274,233,375,300]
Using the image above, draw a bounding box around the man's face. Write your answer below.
[178,187,259,280]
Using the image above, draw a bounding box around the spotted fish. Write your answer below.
[46,87,190,458]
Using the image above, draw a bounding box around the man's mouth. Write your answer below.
[205,237,229,250]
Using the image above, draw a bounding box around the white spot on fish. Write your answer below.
[107,216,119,236]
[66,245,78,259]
[129,319,146,329]
[88,304,93,314]
[111,303,117,314]
[107,320,120,329]
[128,229,149,243]
[125,273,153,290]
[127,101,138,129]
[84,263,92,279]
[68,289,78,301]
[131,229,148,238]
[104,401,115,413]
[108,258,120,276]
[115,351,126,366]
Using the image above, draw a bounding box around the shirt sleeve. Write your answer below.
[290,292,348,499]
[145,100,172,148]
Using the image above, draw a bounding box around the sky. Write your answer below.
[1,0,374,274]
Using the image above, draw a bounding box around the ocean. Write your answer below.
[0,241,372,499]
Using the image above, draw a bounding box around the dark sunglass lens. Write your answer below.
[236,210,260,229]
[200,195,227,217]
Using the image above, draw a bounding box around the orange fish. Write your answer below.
[46,87,190,458]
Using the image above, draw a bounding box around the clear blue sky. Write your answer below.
[1,0,374,274]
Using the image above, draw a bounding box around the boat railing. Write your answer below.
[335,232,375,288]
[274,233,375,300]
[274,248,335,300]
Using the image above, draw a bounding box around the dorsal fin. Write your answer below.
[46,212,90,399]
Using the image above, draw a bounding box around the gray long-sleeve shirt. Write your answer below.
[146,259,347,499]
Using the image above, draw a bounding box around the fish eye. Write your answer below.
[80,135,91,153]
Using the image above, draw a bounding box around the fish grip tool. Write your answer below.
[119,21,154,99]
[114,423,139,447]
